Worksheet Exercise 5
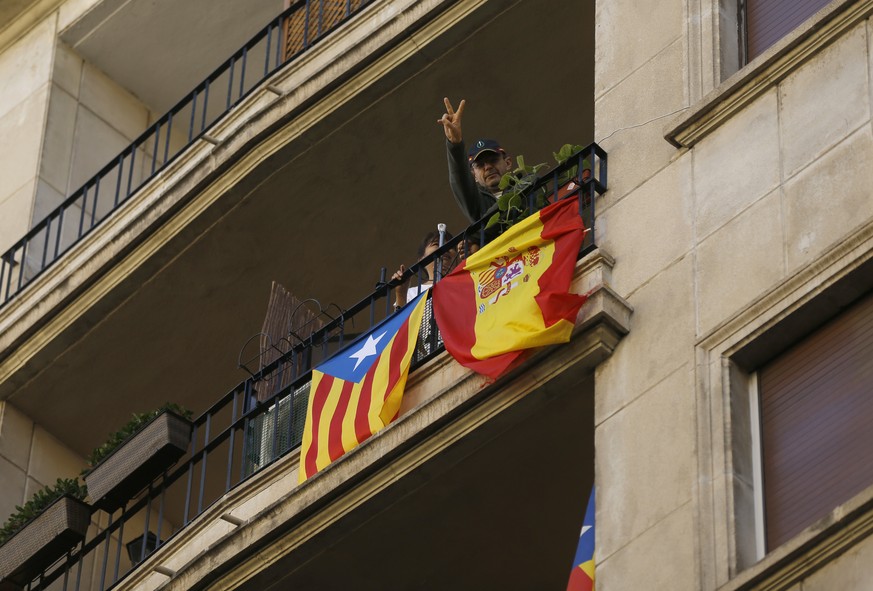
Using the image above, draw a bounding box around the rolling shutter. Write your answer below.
[759,291,873,550]
[745,0,831,61]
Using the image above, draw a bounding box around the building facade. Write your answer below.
[0,0,872,589]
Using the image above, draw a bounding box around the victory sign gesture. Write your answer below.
[438,97,465,144]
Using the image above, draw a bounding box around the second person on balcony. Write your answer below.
[391,229,456,310]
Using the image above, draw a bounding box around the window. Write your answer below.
[695,243,873,586]
[740,0,832,63]
[756,290,873,550]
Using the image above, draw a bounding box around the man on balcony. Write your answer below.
[438,98,513,224]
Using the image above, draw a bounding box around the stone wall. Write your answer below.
[594,0,873,589]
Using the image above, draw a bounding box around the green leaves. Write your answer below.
[553,143,585,165]
[85,402,193,470]
[0,478,87,546]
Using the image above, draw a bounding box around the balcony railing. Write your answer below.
[15,145,605,591]
[0,0,373,310]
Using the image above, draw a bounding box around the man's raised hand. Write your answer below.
[438,97,465,144]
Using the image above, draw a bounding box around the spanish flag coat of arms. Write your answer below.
[432,197,587,379]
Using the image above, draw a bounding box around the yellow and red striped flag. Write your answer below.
[432,197,587,379]
[298,293,428,482]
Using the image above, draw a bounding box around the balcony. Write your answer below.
[5,148,630,590]
[0,0,373,308]
[0,0,603,587]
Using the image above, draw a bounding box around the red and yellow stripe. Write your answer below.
[298,295,427,482]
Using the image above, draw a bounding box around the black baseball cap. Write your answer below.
[467,139,505,162]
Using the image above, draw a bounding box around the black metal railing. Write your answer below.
[0,0,373,310]
[19,145,605,591]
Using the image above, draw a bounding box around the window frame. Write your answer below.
[694,228,873,589]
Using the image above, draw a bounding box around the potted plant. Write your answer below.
[0,478,90,588]
[84,403,193,512]
[486,144,592,231]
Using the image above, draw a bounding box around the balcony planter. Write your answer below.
[0,495,90,589]
[85,410,192,512]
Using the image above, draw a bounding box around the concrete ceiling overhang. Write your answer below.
[5,0,595,458]
[60,0,284,112]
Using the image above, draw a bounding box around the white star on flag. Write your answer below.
[349,331,386,370]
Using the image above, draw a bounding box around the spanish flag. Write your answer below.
[298,293,428,482]
[432,197,587,379]
[567,488,595,591]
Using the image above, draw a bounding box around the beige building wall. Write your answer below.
[594,0,873,589]
[35,41,155,226]
[0,401,85,524]
[0,0,155,261]
[0,17,56,256]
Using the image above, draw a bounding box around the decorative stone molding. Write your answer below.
[666,0,873,149]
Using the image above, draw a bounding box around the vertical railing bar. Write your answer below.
[4,252,13,299]
[226,388,239,491]
[183,422,198,525]
[140,485,154,563]
[275,16,283,67]
[156,472,168,545]
[197,413,211,514]
[112,508,125,582]
[0,256,6,302]
[239,379,254,483]
[200,81,210,132]
[98,513,113,591]
[163,112,173,165]
[93,176,101,222]
[226,57,236,110]
[77,189,87,239]
[320,326,328,364]
[238,46,247,100]
[151,121,161,176]
[53,207,65,258]
[553,167,560,202]
[125,145,136,199]
[304,345,313,377]
[270,394,280,460]
[264,24,273,76]
[16,242,27,292]
[188,89,198,142]
[40,217,51,270]
[61,550,71,591]
[113,154,124,207]
[89,182,98,228]
[74,543,84,591]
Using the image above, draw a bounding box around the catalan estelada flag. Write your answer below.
[298,293,428,482]
[432,197,587,379]
[567,488,595,591]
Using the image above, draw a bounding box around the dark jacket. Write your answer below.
[446,140,498,224]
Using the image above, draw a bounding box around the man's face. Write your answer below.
[471,151,512,193]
